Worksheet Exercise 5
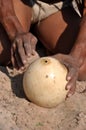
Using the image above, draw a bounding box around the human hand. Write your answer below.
[53,53,79,98]
[11,32,39,70]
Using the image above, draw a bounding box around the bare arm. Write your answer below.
[53,0,86,97]
[0,0,26,40]
[70,0,86,67]
[0,0,38,69]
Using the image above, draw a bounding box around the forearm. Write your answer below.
[70,14,86,67]
[0,0,27,41]
[1,15,25,40]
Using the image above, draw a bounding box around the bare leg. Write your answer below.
[35,6,86,80]
[35,6,81,54]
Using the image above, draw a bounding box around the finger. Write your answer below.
[65,75,77,98]
[11,43,18,69]
[66,67,78,82]
[66,81,76,98]
[24,42,31,57]
[24,34,37,56]
[55,53,69,61]
[66,69,75,81]
[66,73,78,91]
[11,50,16,68]
[31,49,38,55]
[66,75,76,90]
[30,35,37,50]
[28,50,39,62]
[16,39,27,65]
[14,48,24,69]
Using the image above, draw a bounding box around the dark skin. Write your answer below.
[0,0,86,97]
[0,0,38,69]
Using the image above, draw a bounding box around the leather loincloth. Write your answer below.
[31,0,82,24]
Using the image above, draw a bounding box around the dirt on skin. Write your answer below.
[0,62,86,130]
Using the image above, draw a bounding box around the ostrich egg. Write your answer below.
[23,57,68,108]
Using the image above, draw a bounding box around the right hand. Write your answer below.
[11,32,39,70]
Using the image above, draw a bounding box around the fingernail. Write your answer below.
[67,76,71,80]
[28,53,31,57]
[23,60,26,64]
[67,85,71,90]
[32,50,35,55]
[67,93,72,97]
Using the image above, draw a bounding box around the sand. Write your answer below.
[0,64,86,130]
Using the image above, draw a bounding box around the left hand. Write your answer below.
[53,53,79,98]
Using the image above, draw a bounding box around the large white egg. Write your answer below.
[23,57,68,108]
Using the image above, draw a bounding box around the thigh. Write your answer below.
[35,6,81,54]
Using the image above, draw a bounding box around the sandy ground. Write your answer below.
[0,45,86,130]
[0,66,86,130]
